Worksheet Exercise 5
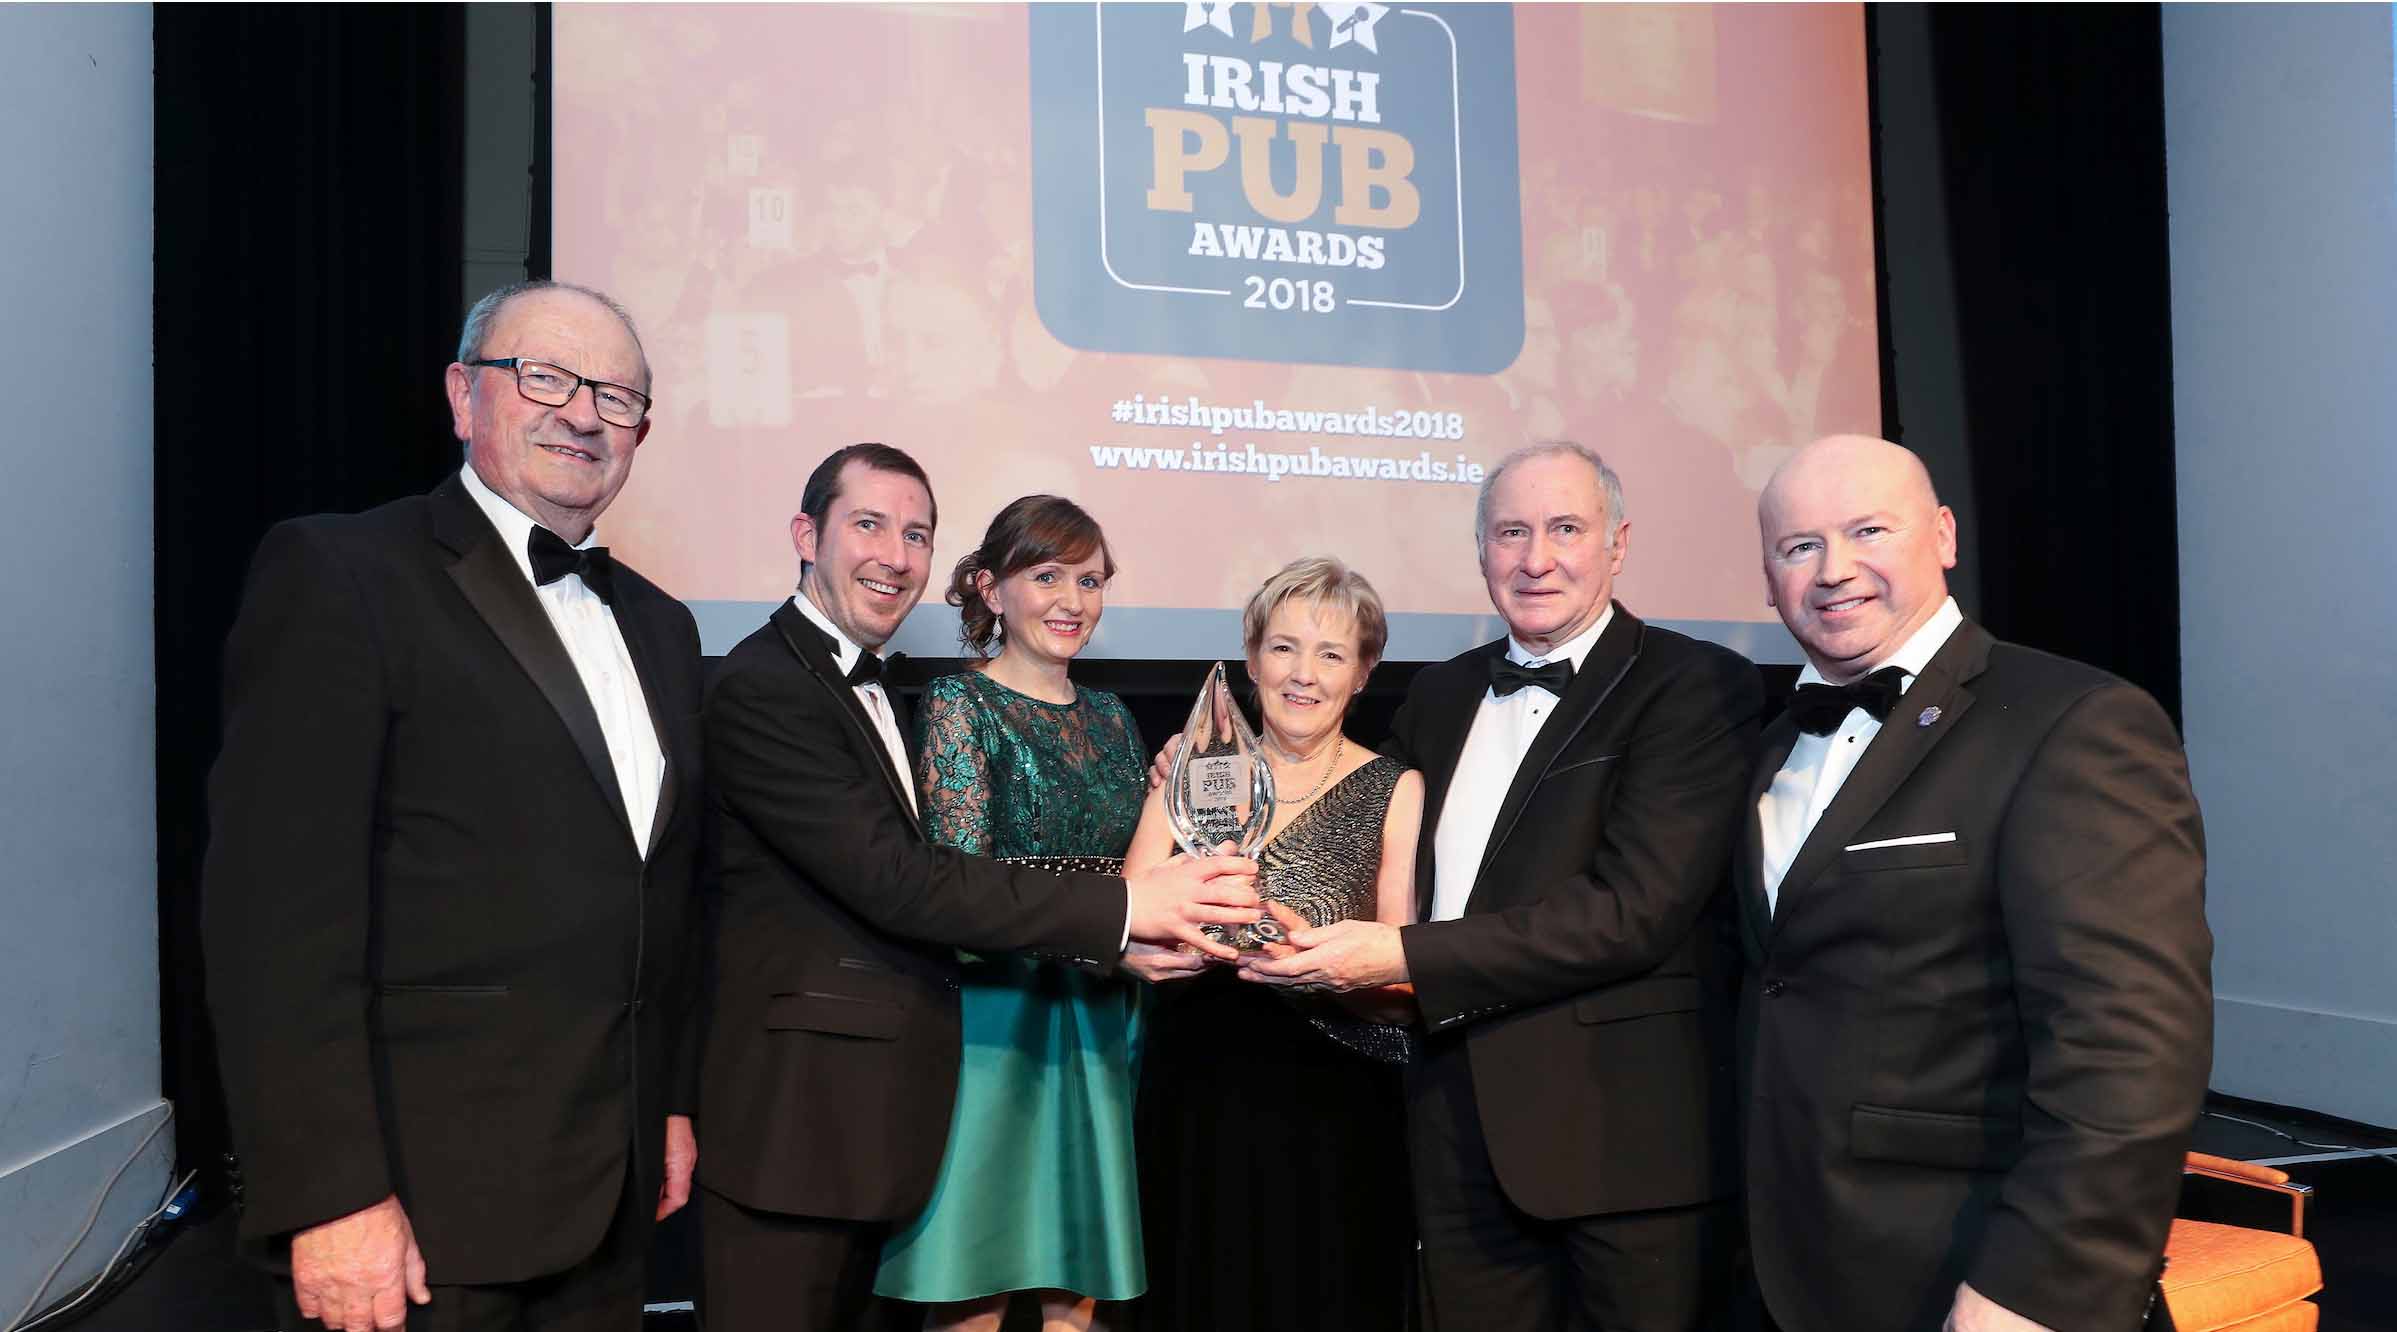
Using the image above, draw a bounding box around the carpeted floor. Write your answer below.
[40,1094,2397,1332]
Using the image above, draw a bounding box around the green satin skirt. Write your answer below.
[873,953,1147,1302]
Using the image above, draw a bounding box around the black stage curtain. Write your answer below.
[155,3,468,1200]
[1918,5,2183,719]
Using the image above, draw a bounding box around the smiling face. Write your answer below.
[1759,435,1958,682]
[446,288,650,541]
[1477,451,1628,655]
[792,460,936,650]
[1247,598,1367,754]
[981,549,1109,669]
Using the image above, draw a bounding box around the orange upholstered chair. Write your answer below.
[2159,1152,2322,1332]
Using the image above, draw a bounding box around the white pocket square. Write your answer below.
[1845,832,1957,852]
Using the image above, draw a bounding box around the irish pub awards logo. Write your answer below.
[1032,2,1525,373]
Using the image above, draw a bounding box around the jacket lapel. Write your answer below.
[432,475,634,841]
[1767,622,1990,942]
[1409,641,1507,918]
[1475,607,1643,885]
[1738,718,1799,963]
[770,601,923,836]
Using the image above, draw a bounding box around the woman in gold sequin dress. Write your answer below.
[1122,557,1425,1332]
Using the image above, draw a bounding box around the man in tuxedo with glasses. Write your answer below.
[206,280,706,1331]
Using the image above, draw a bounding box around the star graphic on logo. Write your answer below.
[1183,0,1236,38]
[1320,2,1390,54]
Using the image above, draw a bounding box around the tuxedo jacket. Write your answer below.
[1389,606,1763,1218]
[203,474,705,1283]
[1738,620,2213,1332]
[696,602,1128,1222]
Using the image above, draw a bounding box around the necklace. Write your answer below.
[1271,732,1345,805]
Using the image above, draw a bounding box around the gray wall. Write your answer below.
[2164,5,2397,1126]
[0,4,171,1318]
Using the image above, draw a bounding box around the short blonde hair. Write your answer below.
[1240,556,1389,670]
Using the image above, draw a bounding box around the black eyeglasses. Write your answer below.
[470,358,652,428]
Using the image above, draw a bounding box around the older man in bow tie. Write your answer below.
[1244,440,1763,1330]
[1736,434,2212,1332]
[207,280,705,1332]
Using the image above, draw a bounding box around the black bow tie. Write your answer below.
[1786,665,1910,736]
[1490,655,1574,698]
[808,621,887,687]
[528,526,614,604]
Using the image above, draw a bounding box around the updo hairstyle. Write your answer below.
[945,495,1115,657]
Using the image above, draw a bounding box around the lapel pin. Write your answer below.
[1917,706,1942,728]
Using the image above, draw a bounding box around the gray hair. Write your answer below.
[1474,440,1628,548]
[456,279,651,388]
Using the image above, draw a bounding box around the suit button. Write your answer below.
[1761,979,1786,999]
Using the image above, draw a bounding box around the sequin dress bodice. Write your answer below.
[1257,755,1407,928]
[1256,756,1414,1065]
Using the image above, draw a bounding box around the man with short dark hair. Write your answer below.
[206,280,705,1331]
[1739,434,2212,1332]
[1245,441,1763,1329]
[696,443,1260,1332]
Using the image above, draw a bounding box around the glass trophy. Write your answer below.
[1163,662,1282,949]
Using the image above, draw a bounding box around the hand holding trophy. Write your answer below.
[1163,662,1283,950]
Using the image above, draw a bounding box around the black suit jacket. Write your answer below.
[203,474,705,1283]
[1738,620,2213,1332]
[696,601,1129,1222]
[1389,606,1763,1218]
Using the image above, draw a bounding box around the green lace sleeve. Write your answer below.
[914,674,993,855]
[1096,689,1146,775]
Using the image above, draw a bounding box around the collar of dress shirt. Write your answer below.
[1505,601,1616,672]
[459,462,600,587]
[788,588,868,679]
[1791,595,1964,691]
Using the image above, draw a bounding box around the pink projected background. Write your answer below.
[554,3,1878,653]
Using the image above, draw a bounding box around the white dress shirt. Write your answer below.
[460,464,664,857]
[1757,596,1964,912]
[787,591,917,816]
[1429,605,1616,922]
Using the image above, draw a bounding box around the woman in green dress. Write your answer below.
[875,495,1191,1332]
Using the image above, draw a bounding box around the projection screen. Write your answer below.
[553,3,1880,659]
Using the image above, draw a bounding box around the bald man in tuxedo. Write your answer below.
[1738,435,2212,1332]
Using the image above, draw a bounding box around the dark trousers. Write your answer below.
[1409,1038,1731,1332]
[698,1184,894,1332]
[273,1171,650,1332]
